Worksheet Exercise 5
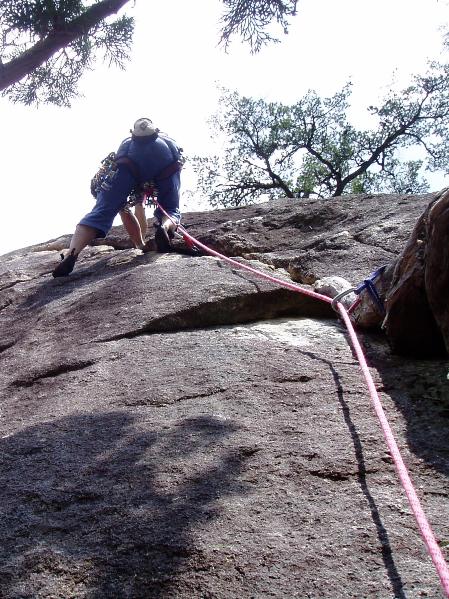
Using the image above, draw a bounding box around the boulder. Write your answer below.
[383,188,449,357]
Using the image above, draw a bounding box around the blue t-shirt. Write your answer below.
[80,133,182,237]
[116,132,182,214]
[115,134,181,182]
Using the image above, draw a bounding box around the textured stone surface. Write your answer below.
[0,192,448,598]
[384,188,449,357]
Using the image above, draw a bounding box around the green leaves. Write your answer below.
[1,1,86,52]
[193,54,449,206]
[219,0,298,52]
[0,0,134,106]
[0,1,300,106]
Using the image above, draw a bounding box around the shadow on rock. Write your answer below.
[296,348,407,599]
[362,335,449,478]
[0,411,248,598]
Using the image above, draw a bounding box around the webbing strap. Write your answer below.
[116,155,182,185]
[354,265,387,314]
[155,160,183,182]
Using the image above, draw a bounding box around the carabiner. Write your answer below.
[331,287,358,313]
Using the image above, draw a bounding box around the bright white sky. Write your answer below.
[0,0,448,256]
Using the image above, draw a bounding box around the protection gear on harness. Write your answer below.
[127,181,157,207]
[91,154,156,207]
[90,152,117,197]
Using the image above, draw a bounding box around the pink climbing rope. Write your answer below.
[154,201,449,596]
[180,227,332,304]
[338,306,449,596]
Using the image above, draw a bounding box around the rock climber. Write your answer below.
[52,117,183,278]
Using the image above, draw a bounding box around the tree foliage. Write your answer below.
[0,0,298,106]
[219,0,298,52]
[0,0,133,105]
[192,54,449,206]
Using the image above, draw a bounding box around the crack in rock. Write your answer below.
[11,359,97,388]
[96,289,334,343]
[0,299,13,313]
[308,468,379,481]
[0,341,15,354]
[351,235,397,255]
[274,375,314,383]
[0,280,30,292]
[122,387,229,407]
[309,469,352,481]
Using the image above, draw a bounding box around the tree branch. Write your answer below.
[336,108,425,195]
[0,0,131,92]
[404,131,438,157]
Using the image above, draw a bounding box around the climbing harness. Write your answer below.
[127,182,158,208]
[331,265,387,315]
[90,152,155,208]
[151,198,449,597]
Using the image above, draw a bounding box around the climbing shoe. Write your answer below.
[154,225,172,253]
[52,249,78,278]
[141,240,153,254]
[175,245,203,257]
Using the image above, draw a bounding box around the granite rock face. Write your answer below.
[0,192,448,598]
[383,188,449,357]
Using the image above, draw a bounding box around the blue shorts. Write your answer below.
[79,165,136,238]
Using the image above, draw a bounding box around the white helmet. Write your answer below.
[131,117,157,137]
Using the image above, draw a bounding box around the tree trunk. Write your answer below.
[0,0,131,92]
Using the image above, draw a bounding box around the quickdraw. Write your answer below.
[331,265,387,315]
[90,152,117,197]
[127,181,158,207]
